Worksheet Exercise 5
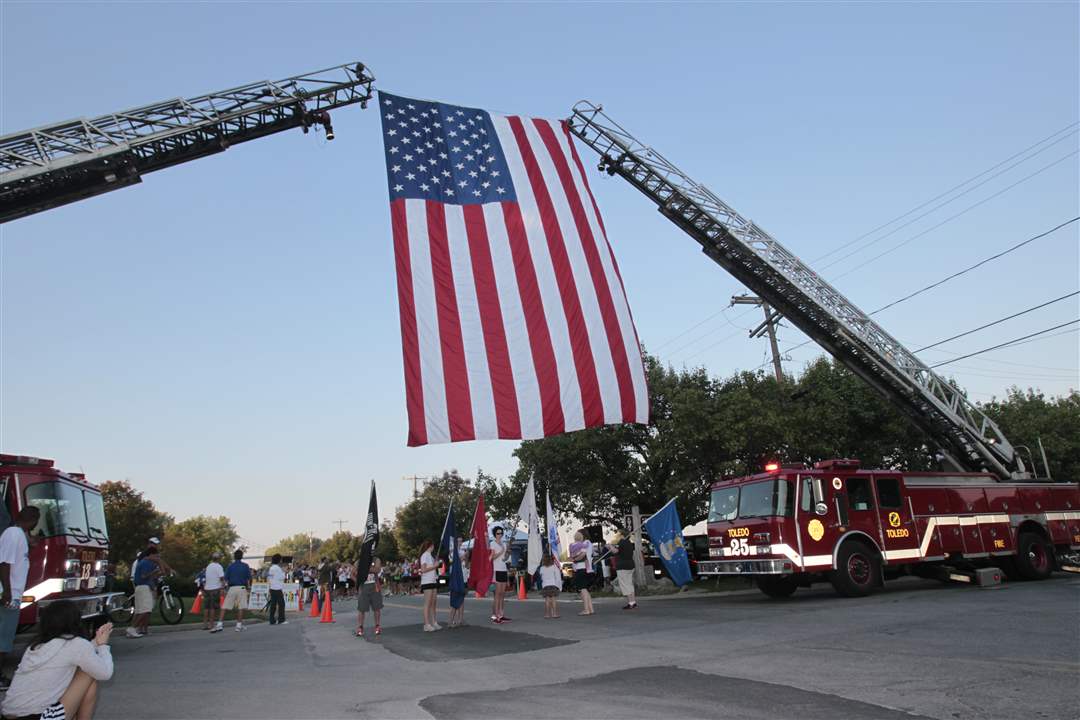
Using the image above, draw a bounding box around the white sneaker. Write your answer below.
[125,628,143,638]
[210,623,223,633]
[432,622,443,630]
[279,620,288,625]
[423,624,434,632]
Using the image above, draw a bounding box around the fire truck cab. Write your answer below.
[697,459,1080,598]
[0,454,125,624]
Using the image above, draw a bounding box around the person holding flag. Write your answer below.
[355,481,384,637]
[468,496,492,600]
[440,509,467,629]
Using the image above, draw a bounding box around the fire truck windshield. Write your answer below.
[24,481,106,541]
[708,480,794,522]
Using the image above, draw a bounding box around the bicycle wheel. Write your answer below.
[108,596,135,626]
[158,591,185,625]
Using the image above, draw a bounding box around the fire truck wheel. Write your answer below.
[755,576,799,598]
[830,541,880,597]
[1014,531,1053,580]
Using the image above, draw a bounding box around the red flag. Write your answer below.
[468,494,492,597]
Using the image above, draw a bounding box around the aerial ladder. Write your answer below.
[566,102,1036,482]
[0,62,375,223]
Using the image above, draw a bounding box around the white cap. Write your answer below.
[148,537,161,545]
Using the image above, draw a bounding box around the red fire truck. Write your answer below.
[0,454,124,624]
[566,105,1080,597]
[699,459,1080,597]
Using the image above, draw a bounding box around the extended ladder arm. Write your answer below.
[567,101,1025,480]
[0,62,375,223]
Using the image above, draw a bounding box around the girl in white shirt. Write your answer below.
[539,554,562,619]
[489,526,511,624]
[418,541,441,632]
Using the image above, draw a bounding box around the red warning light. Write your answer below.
[764,462,780,472]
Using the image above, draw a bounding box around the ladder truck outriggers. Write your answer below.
[566,103,1080,598]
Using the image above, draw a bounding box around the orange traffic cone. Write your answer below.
[319,593,334,623]
[296,589,304,613]
[517,574,527,600]
[191,591,203,614]
[309,590,320,618]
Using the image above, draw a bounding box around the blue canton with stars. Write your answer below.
[379,91,517,205]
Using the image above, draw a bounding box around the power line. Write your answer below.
[913,291,1079,353]
[830,150,1078,281]
[776,216,1080,359]
[929,319,1080,368]
[871,217,1079,315]
[812,121,1080,264]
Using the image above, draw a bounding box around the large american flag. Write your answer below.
[379,91,648,446]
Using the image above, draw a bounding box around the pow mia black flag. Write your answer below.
[356,481,379,583]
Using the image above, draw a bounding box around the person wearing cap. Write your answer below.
[610,531,638,610]
[204,552,226,632]
[127,547,162,638]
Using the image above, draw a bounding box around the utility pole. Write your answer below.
[402,475,431,499]
[731,294,784,383]
[631,505,648,587]
[331,519,348,533]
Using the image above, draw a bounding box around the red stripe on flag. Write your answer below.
[426,201,475,442]
[563,121,648,421]
[391,199,427,446]
[462,204,522,438]
[507,116,604,428]
[534,120,636,423]
[501,201,565,436]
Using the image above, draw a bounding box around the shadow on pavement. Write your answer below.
[376,623,576,662]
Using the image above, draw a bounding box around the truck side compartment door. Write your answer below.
[873,476,919,562]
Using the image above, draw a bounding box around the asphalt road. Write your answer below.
[90,575,1079,719]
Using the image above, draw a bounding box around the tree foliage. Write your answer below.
[375,522,401,563]
[100,481,172,577]
[393,470,482,559]
[320,531,361,562]
[265,533,323,564]
[981,388,1079,481]
[164,515,239,577]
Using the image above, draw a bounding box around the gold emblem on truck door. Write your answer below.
[808,519,825,541]
[888,512,901,528]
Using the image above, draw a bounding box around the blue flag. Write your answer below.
[440,503,467,608]
[643,498,693,587]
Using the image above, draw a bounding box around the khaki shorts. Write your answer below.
[357,583,383,612]
[223,586,247,610]
[134,585,155,614]
[616,569,636,596]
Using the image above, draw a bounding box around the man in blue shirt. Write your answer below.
[221,549,252,632]
[127,547,162,638]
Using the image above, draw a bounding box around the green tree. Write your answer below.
[99,481,172,578]
[393,470,481,558]
[320,531,361,562]
[374,522,400,563]
[165,515,239,576]
[266,533,323,564]
[980,388,1080,480]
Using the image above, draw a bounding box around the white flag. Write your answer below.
[545,490,562,560]
[517,476,542,574]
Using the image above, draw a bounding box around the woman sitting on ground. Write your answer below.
[1,600,114,720]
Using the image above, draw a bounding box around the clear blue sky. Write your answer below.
[2,2,1077,553]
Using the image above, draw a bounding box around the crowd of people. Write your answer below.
[0,518,644,719]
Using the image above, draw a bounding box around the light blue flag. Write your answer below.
[643,498,693,587]
[545,490,561,560]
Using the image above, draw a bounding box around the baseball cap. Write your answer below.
[148,537,161,545]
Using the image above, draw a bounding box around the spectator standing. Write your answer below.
[540,553,562,619]
[317,558,333,607]
[267,553,287,626]
[203,552,225,631]
[418,542,440,632]
[569,531,595,616]
[0,600,113,720]
[612,532,638,610]
[222,549,252,632]
[489,526,510,624]
[0,507,40,685]
[127,547,162,638]
[355,557,383,637]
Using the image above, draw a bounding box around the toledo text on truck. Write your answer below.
[698,459,1080,598]
[0,454,125,624]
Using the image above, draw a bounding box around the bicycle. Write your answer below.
[108,576,186,626]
